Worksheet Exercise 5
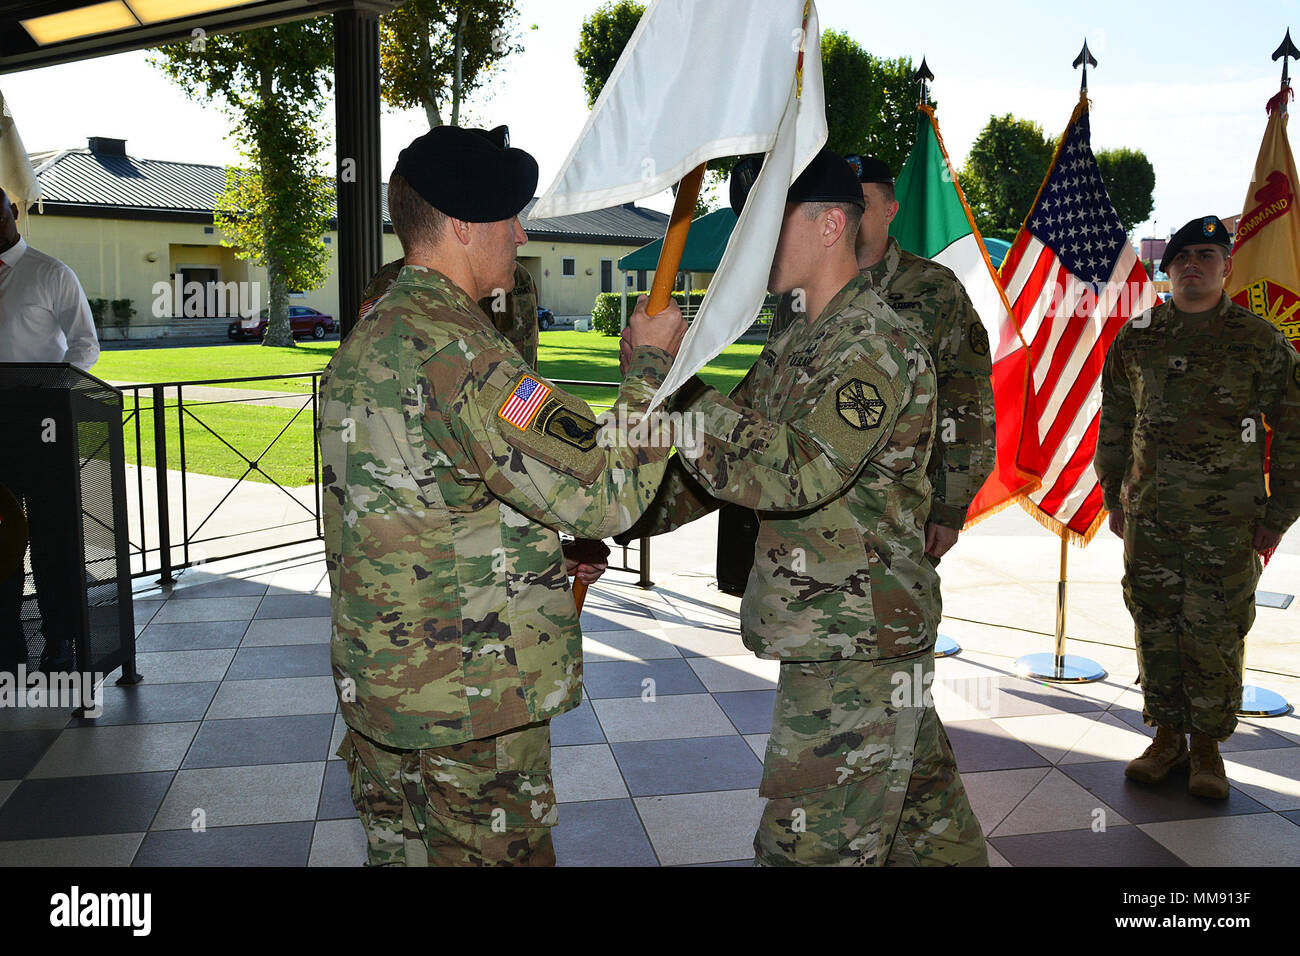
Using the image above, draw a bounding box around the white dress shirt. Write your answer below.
[0,237,99,370]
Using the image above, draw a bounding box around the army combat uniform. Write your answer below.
[359,257,540,366]
[1096,292,1300,739]
[865,237,996,534]
[317,265,672,865]
[626,274,987,866]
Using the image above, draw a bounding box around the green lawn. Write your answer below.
[105,330,764,483]
[96,342,337,392]
[123,396,319,487]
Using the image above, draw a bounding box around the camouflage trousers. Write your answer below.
[337,720,558,866]
[1122,516,1259,740]
[754,653,988,866]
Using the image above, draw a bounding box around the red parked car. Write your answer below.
[228,307,337,341]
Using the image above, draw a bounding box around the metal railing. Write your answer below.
[121,372,322,582]
[118,371,652,588]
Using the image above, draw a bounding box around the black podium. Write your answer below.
[0,363,138,688]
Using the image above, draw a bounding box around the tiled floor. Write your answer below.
[2,542,1299,867]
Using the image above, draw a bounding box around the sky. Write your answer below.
[2,0,1297,241]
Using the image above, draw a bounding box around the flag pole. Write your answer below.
[1238,29,1299,718]
[913,56,961,660]
[1014,41,1110,684]
[1015,532,1106,682]
[647,163,707,314]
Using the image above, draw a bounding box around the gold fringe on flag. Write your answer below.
[1016,494,1109,547]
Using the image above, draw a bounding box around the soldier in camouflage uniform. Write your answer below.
[1097,215,1300,799]
[763,155,993,590]
[622,150,987,866]
[848,155,995,559]
[316,125,685,865]
[360,257,539,367]
[357,129,605,587]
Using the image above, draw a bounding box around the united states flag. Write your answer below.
[998,96,1156,543]
[498,374,551,430]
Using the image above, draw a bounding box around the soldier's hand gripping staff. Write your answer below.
[317,125,686,866]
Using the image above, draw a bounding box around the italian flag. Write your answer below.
[889,105,1042,524]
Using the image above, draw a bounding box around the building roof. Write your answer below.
[521,198,669,245]
[30,140,669,243]
[619,207,736,272]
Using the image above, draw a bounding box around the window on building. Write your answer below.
[562,257,576,277]
[600,259,613,294]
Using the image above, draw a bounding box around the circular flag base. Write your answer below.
[1015,652,1107,683]
[935,634,960,658]
[1238,685,1293,718]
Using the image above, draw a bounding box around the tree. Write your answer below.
[380,1,526,128]
[1096,147,1155,236]
[821,33,923,175]
[961,114,1055,240]
[575,1,644,108]
[153,22,335,348]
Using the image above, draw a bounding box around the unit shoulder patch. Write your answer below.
[803,359,901,468]
[490,372,603,484]
[835,378,887,430]
[536,399,600,451]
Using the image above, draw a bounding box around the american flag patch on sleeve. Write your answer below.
[498,374,552,430]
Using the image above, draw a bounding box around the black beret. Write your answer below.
[393,125,537,223]
[846,153,894,185]
[729,155,763,216]
[788,148,866,208]
[728,148,865,216]
[1160,216,1231,273]
[468,125,510,149]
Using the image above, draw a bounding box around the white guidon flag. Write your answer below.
[531,0,828,410]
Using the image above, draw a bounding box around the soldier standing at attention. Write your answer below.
[1096,215,1300,798]
[846,155,995,561]
[316,125,685,865]
[620,150,988,866]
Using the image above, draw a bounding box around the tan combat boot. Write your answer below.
[1125,725,1188,784]
[1187,734,1230,799]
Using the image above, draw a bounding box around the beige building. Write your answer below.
[25,137,671,339]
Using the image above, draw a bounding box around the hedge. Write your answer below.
[591,290,713,336]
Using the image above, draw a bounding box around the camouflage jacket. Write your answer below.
[360,258,540,366]
[864,238,995,529]
[317,265,672,750]
[1096,292,1300,533]
[769,238,994,528]
[630,273,940,662]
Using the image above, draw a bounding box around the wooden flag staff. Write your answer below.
[589,163,706,613]
[648,163,708,313]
